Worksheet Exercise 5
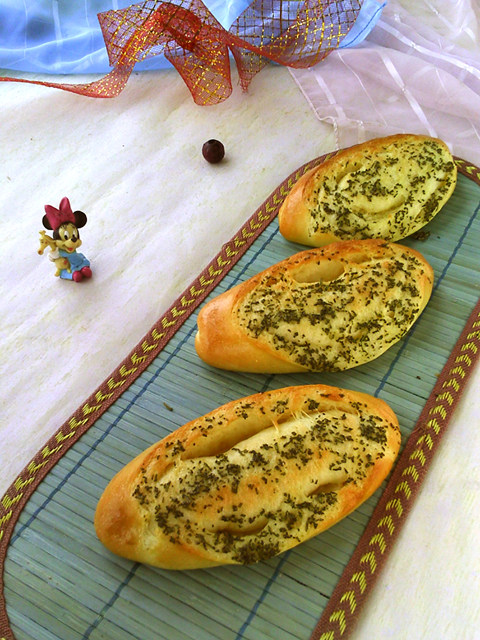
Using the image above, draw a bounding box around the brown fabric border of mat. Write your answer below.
[1,155,479,640]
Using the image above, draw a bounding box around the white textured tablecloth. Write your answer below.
[1,1,480,638]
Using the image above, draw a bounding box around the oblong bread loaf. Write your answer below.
[94,384,401,569]
[278,134,457,247]
[195,239,433,373]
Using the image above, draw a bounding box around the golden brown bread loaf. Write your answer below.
[94,384,401,569]
[278,134,457,247]
[195,239,433,373]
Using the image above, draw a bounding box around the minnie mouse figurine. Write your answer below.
[38,197,92,282]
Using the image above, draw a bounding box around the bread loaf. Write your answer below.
[194,239,433,373]
[278,134,456,247]
[94,384,400,569]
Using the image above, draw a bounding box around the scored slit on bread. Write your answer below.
[278,134,457,247]
[95,385,401,569]
[195,239,434,373]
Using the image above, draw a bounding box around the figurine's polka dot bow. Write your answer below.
[0,0,362,105]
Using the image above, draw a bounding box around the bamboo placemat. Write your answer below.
[1,153,480,640]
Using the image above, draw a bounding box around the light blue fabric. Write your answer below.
[0,0,386,74]
[339,0,386,48]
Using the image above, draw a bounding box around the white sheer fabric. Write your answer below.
[290,0,480,165]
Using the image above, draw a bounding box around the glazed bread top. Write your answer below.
[94,384,401,569]
[278,134,457,247]
[195,239,434,373]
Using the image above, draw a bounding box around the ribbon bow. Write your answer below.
[0,0,363,105]
[44,197,76,231]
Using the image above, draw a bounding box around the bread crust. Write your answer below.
[94,384,401,569]
[278,134,457,247]
[195,239,433,373]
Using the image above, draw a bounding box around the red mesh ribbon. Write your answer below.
[0,0,362,105]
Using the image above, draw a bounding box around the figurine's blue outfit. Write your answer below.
[59,249,90,280]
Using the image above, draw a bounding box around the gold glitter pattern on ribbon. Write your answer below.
[0,0,362,105]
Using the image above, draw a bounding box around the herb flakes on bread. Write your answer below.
[278,134,457,247]
[195,239,433,373]
[94,384,401,569]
